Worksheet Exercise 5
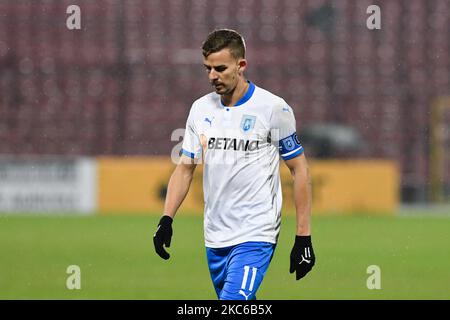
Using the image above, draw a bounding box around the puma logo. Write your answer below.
[299,256,311,265]
[299,247,312,265]
[238,290,251,300]
[204,117,214,126]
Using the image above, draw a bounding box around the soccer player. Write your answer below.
[153,29,315,300]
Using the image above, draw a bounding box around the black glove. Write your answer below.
[153,215,173,260]
[290,235,315,280]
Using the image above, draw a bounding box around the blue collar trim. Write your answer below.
[221,80,255,107]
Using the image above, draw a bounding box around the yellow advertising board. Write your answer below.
[97,157,399,215]
[97,156,204,214]
[280,160,399,214]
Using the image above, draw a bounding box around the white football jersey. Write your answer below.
[181,81,304,248]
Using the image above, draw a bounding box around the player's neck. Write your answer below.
[221,78,249,107]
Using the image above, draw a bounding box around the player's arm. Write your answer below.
[284,152,316,280]
[153,154,197,260]
[272,100,315,281]
[153,104,201,260]
[284,153,312,236]
[163,155,197,219]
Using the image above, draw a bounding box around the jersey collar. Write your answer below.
[220,80,255,107]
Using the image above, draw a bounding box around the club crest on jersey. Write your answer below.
[240,115,256,134]
[282,136,296,151]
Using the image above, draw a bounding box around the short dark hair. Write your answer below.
[202,29,246,59]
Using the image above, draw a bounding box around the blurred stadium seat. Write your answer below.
[0,0,449,202]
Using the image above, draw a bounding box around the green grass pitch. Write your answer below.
[0,213,449,299]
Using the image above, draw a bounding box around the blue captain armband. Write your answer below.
[279,132,304,160]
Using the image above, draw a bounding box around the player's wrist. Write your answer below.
[296,224,311,235]
[159,215,173,226]
[294,235,312,246]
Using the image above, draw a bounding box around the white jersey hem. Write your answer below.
[204,236,278,249]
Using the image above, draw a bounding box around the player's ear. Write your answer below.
[237,58,247,74]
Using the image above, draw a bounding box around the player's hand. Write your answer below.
[153,215,173,260]
[290,235,315,280]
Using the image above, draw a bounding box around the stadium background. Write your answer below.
[0,0,449,299]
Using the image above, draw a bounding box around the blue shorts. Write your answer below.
[206,241,276,300]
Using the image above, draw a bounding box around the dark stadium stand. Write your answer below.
[0,0,449,202]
